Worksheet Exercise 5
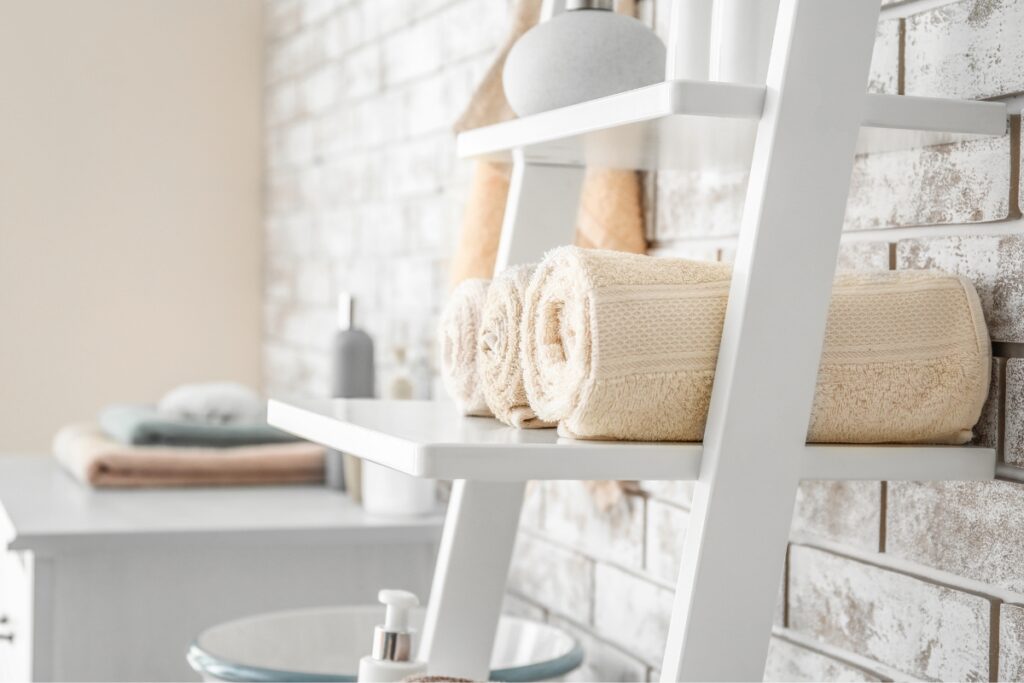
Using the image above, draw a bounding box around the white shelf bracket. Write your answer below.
[418,480,526,680]
[495,150,584,272]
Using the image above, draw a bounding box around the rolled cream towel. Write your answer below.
[478,265,555,428]
[523,247,991,444]
[440,278,493,416]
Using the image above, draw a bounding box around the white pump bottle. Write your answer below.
[357,590,428,682]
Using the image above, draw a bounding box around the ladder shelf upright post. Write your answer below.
[661,1,881,680]
[418,155,584,680]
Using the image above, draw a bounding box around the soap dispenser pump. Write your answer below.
[357,590,427,682]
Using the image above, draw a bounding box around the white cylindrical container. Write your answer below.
[709,0,781,84]
[362,462,436,516]
[665,0,715,80]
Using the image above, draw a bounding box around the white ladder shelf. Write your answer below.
[269,1,1007,680]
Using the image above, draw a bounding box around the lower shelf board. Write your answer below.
[268,398,996,483]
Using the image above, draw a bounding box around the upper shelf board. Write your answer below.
[456,80,1009,172]
[268,398,996,483]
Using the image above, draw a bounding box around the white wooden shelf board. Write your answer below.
[268,399,996,483]
[456,80,1008,171]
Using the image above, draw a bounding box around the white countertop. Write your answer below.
[0,455,443,554]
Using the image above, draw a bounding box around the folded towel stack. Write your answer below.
[100,404,298,447]
[55,424,324,488]
[439,247,991,445]
[523,247,990,444]
[439,279,493,416]
[55,383,325,488]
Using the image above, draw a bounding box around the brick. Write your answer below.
[544,482,645,568]
[280,119,316,166]
[294,259,334,306]
[846,135,1012,230]
[340,44,381,99]
[654,170,746,239]
[887,480,1024,593]
[645,499,689,582]
[836,241,890,271]
[791,482,881,552]
[1000,603,1024,681]
[508,533,594,624]
[280,305,336,352]
[438,0,506,64]
[520,480,544,531]
[502,593,546,622]
[764,637,883,682]
[548,617,650,683]
[905,0,1024,100]
[403,70,467,138]
[381,19,444,87]
[593,563,673,665]
[265,0,304,41]
[869,20,900,95]
[299,0,331,26]
[788,546,990,681]
[382,135,453,198]
[265,81,302,127]
[1007,359,1024,465]
[896,233,1024,342]
[638,480,695,508]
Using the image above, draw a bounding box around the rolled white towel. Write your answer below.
[477,265,554,428]
[157,382,265,425]
[439,279,493,416]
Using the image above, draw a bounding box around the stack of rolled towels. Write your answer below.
[54,382,325,487]
[440,246,991,445]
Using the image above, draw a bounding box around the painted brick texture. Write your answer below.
[264,0,1024,680]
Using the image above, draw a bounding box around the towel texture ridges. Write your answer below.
[440,278,494,416]
[478,264,555,428]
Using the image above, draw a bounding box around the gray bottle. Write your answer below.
[326,293,374,489]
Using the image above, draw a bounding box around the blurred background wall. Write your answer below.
[0,0,264,451]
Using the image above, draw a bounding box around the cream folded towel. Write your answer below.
[54,423,325,488]
[523,247,991,444]
[440,278,493,416]
[478,265,555,428]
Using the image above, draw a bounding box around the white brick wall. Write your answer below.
[264,0,1024,679]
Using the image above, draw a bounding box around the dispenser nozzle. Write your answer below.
[379,589,418,633]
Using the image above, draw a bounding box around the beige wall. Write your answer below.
[0,0,264,451]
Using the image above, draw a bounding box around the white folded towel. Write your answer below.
[440,279,493,416]
[158,382,265,425]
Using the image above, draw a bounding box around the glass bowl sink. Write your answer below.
[187,605,583,682]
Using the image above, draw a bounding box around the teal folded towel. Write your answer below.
[99,404,299,447]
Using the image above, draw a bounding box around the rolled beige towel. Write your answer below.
[523,246,991,444]
[477,265,555,428]
[440,278,493,416]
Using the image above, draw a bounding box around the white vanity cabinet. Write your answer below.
[0,552,32,683]
[0,456,442,682]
